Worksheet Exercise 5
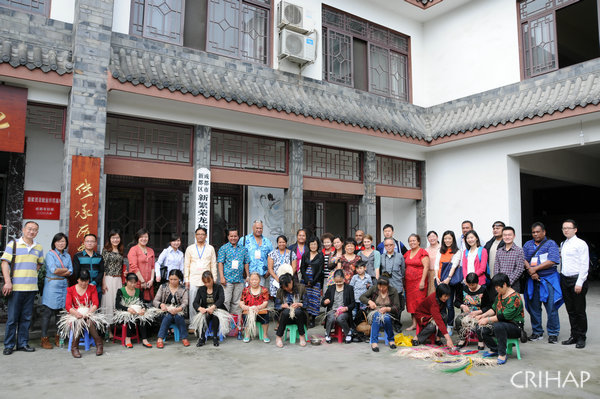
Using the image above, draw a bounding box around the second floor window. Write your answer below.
[0,0,50,15]
[131,0,271,65]
[322,6,410,101]
[519,0,600,78]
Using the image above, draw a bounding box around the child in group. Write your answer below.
[454,272,493,350]
[350,261,372,319]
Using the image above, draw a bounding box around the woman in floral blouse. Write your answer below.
[240,272,270,343]
[101,229,125,339]
[267,235,297,297]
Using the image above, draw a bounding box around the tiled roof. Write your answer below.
[0,39,73,74]
[425,59,600,139]
[109,34,427,140]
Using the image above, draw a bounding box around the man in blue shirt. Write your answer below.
[241,220,273,287]
[376,224,407,255]
[523,222,562,344]
[218,226,250,337]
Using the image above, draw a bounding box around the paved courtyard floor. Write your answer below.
[0,283,599,399]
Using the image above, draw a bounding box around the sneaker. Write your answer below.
[263,337,271,343]
[243,337,250,343]
[528,333,543,342]
[548,335,558,344]
[325,336,332,344]
[345,335,352,344]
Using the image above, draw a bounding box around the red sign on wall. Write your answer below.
[0,85,28,153]
[23,191,61,220]
[68,156,101,256]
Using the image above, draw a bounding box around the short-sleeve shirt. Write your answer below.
[522,238,560,277]
[241,234,273,275]
[241,286,269,307]
[1,238,44,291]
[217,243,250,283]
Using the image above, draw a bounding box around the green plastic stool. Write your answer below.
[284,324,307,344]
[256,322,264,340]
[506,338,521,360]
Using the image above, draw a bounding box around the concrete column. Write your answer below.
[190,125,211,241]
[285,139,303,240]
[359,151,377,236]
[416,161,426,238]
[60,0,114,235]
[5,152,25,243]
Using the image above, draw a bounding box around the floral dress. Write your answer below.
[267,249,297,297]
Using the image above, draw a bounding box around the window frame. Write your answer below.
[0,0,51,16]
[322,5,412,102]
[129,0,186,45]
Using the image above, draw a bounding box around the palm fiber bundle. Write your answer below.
[57,305,110,339]
[112,297,163,326]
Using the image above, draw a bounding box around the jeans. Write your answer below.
[40,305,61,337]
[4,291,36,349]
[158,313,188,340]
[369,312,394,344]
[526,279,560,336]
[446,285,456,325]
[477,321,521,356]
[560,275,588,340]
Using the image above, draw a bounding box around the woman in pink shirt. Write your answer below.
[127,228,156,302]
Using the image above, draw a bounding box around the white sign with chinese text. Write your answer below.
[195,167,211,242]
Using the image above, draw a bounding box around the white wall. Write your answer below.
[23,119,65,250]
[50,0,75,23]
[422,0,521,106]
[380,197,417,246]
[112,0,131,34]
[425,117,600,245]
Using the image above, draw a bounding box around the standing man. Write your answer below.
[379,238,406,331]
[523,222,562,343]
[376,224,407,255]
[459,220,473,253]
[241,220,273,287]
[2,221,44,355]
[494,226,525,293]
[72,233,105,302]
[184,227,217,326]
[559,219,589,349]
[217,227,250,339]
[484,221,506,278]
[354,230,365,253]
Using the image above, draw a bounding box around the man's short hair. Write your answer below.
[492,221,505,228]
[502,226,515,234]
[563,219,577,228]
[531,222,545,231]
[462,220,473,228]
[382,224,394,231]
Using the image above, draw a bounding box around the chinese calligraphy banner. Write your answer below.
[195,167,211,242]
[0,85,27,153]
[23,191,61,220]
[68,156,101,256]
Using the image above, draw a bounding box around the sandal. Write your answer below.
[156,340,164,349]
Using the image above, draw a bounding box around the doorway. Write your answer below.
[211,183,243,251]
[105,175,190,251]
[303,191,360,239]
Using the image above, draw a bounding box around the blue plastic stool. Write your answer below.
[205,321,224,341]
[169,323,180,342]
[284,324,308,344]
[68,329,95,351]
[378,329,390,345]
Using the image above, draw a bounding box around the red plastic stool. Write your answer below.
[332,324,344,343]
[227,314,240,337]
[113,323,140,346]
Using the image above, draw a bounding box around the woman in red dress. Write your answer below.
[127,228,156,302]
[403,234,430,330]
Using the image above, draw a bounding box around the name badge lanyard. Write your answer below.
[196,244,206,261]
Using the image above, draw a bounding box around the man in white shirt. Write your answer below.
[184,227,217,326]
[559,219,589,349]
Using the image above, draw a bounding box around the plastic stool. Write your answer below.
[205,321,224,341]
[256,322,265,340]
[506,338,521,360]
[332,324,344,343]
[68,329,95,351]
[227,315,240,337]
[113,323,140,346]
[377,330,390,345]
[284,324,308,344]
[169,323,180,342]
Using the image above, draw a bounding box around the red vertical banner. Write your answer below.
[0,85,28,153]
[68,156,101,257]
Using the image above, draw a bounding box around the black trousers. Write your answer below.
[477,321,521,356]
[560,274,588,341]
[40,305,60,337]
[417,307,448,344]
[201,313,220,338]
[126,321,148,340]
[276,308,307,337]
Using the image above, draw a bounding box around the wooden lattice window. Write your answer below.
[206,0,270,64]
[374,155,420,188]
[210,130,287,173]
[0,0,50,15]
[130,0,185,45]
[303,144,362,182]
[322,6,410,101]
[519,0,599,78]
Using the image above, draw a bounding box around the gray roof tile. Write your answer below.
[0,38,72,75]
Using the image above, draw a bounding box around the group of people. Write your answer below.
[0,218,590,364]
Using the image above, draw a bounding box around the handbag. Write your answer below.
[440,261,462,286]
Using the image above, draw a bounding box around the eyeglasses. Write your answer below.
[562,227,575,230]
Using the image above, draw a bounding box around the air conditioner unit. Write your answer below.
[277,1,308,34]
[279,28,316,65]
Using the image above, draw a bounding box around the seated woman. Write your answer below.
[275,273,308,348]
[322,269,355,344]
[192,271,227,347]
[240,272,270,343]
[153,269,190,348]
[475,273,524,365]
[413,283,454,347]
[454,272,493,350]
[63,270,105,358]
[114,273,152,348]
[359,276,399,352]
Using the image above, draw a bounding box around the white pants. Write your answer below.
[189,284,200,322]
